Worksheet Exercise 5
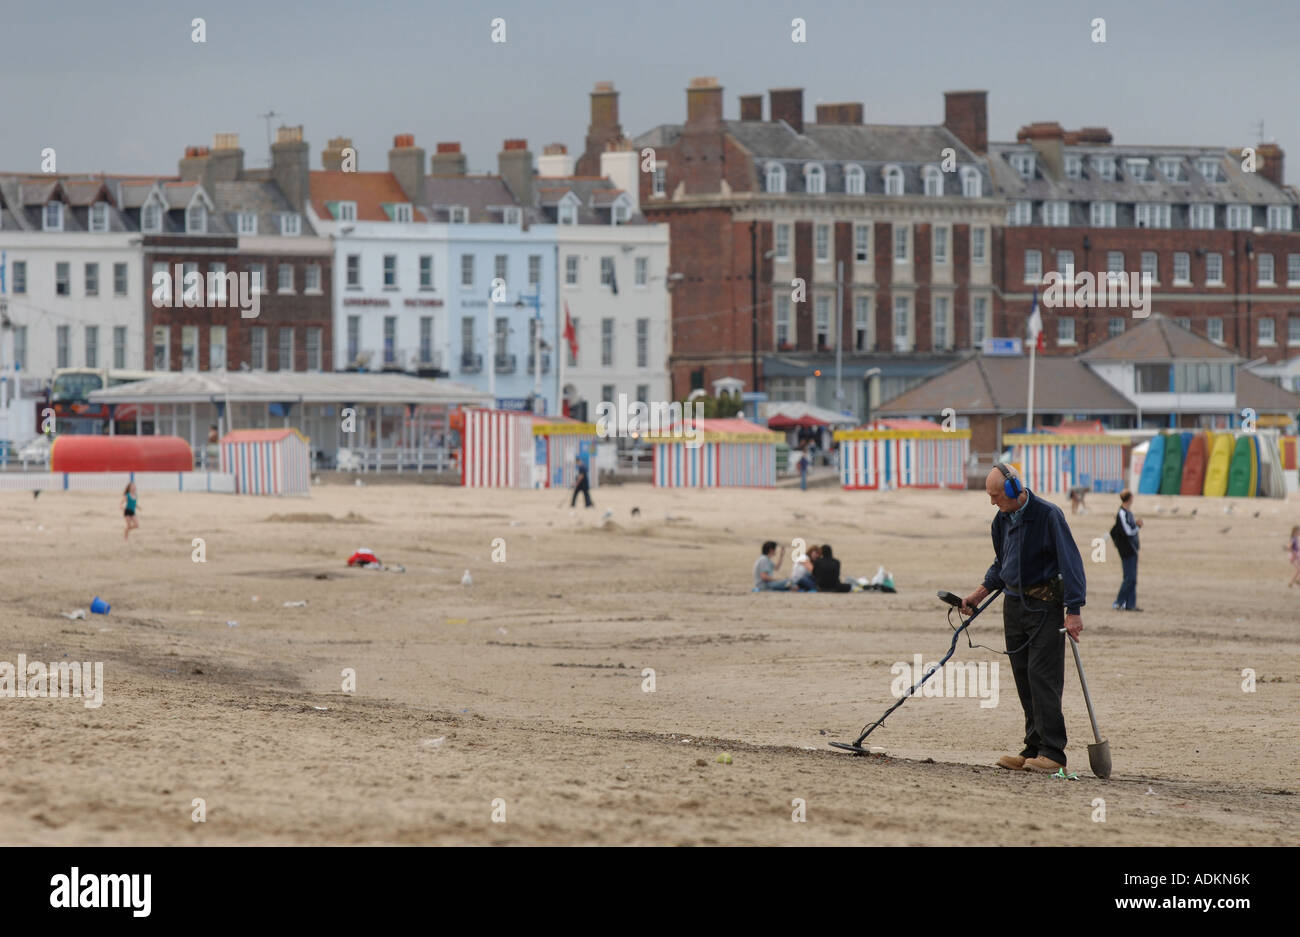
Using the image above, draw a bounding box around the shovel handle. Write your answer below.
[1062,629,1104,745]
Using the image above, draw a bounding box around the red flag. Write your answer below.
[563,301,578,361]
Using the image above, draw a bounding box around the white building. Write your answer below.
[0,176,146,391]
[538,145,671,422]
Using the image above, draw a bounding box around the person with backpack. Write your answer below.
[1110,490,1142,611]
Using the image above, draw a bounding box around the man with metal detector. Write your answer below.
[961,464,1086,775]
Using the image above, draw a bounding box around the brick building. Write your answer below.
[620,78,1002,416]
[145,129,333,374]
[991,122,1300,362]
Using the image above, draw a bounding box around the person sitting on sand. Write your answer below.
[813,544,853,593]
[753,541,791,591]
[791,545,819,591]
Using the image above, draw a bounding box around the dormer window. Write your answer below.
[611,203,629,225]
[883,165,904,196]
[804,163,825,194]
[186,202,207,234]
[1042,201,1070,226]
[558,202,577,225]
[1124,158,1150,181]
[280,213,301,236]
[1010,152,1035,180]
[1267,205,1293,231]
[237,212,257,235]
[1064,155,1083,180]
[142,200,162,233]
[765,162,786,194]
[43,201,64,231]
[1197,157,1222,181]
[961,166,982,198]
[1092,155,1116,181]
[834,164,860,196]
[449,206,469,223]
[89,202,109,232]
[1189,204,1215,229]
[393,203,412,223]
[501,207,521,225]
[923,166,943,196]
[1226,204,1252,230]
[1157,157,1183,182]
[335,201,357,221]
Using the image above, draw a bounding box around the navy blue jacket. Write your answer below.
[982,489,1087,614]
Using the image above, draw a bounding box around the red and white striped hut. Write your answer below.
[219,428,311,495]
[460,408,534,488]
[460,408,599,489]
[1003,423,1128,495]
[649,418,779,488]
[835,419,970,490]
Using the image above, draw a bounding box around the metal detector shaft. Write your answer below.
[844,587,1003,748]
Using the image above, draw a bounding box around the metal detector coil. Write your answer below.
[830,587,1003,755]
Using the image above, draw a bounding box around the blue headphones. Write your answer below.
[995,463,1022,498]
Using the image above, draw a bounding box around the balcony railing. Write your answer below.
[494,352,517,374]
[460,352,483,373]
[527,352,551,373]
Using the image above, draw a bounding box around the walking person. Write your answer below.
[1110,490,1142,611]
[570,455,593,508]
[1285,526,1300,588]
[120,482,140,541]
[798,448,809,491]
[961,464,1087,774]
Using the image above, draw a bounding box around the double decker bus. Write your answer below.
[48,368,154,435]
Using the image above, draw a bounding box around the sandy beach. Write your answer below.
[1,481,1295,846]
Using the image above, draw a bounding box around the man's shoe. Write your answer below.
[996,754,1026,770]
[1023,756,1066,773]
[1128,607,1143,612]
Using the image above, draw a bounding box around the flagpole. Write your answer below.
[1026,339,1036,432]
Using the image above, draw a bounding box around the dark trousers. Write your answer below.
[1115,553,1138,609]
[1003,594,1068,765]
[571,478,592,508]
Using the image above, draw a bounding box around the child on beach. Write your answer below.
[1286,526,1300,587]
[120,482,139,540]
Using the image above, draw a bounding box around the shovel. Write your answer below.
[1063,630,1112,779]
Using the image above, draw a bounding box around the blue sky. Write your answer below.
[6,0,1297,182]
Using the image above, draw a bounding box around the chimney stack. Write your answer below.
[1256,142,1285,188]
[207,132,244,183]
[271,125,309,211]
[178,145,212,184]
[739,94,763,121]
[815,102,864,125]
[388,133,426,202]
[498,139,534,207]
[576,81,623,176]
[944,90,988,155]
[538,143,575,178]
[686,76,723,125]
[769,88,804,134]
[431,142,467,176]
[322,136,355,171]
[1017,122,1066,179]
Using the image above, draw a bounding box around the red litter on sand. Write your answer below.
[347,548,379,567]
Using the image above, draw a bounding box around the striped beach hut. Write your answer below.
[1004,428,1128,495]
[461,408,535,488]
[532,417,599,490]
[219,428,311,495]
[649,418,778,488]
[835,419,970,490]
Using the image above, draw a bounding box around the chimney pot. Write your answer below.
[769,88,805,134]
[503,138,528,151]
[275,125,303,144]
[543,143,568,155]
[213,132,240,150]
[436,142,461,154]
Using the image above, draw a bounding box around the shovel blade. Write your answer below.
[1088,739,1112,779]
